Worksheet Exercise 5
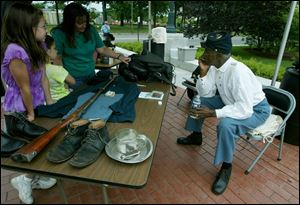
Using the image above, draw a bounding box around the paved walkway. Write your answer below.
[1,84,298,204]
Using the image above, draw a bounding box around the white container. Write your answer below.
[152,27,167,44]
[170,48,178,59]
[178,47,198,61]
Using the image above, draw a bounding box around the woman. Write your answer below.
[51,2,130,90]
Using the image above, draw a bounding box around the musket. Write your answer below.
[11,75,117,163]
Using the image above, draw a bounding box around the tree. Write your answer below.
[102,1,107,22]
[242,1,290,51]
[151,1,169,27]
[108,1,132,26]
[175,1,186,29]
[108,1,169,27]
[285,4,299,53]
[182,1,292,51]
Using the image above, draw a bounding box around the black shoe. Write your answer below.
[4,112,48,141]
[212,166,232,195]
[177,132,202,145]
[1,130,27,157]
[68,126,110,168]
[47,123,90,163]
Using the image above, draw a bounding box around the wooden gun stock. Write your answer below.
[11,76,117,162]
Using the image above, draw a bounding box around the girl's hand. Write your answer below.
[46,98,56,105]
[27,114,35,122]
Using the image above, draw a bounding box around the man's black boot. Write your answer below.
[4,112,48,141]
[212,164,232,195]
[47,122,90,163]
[69,126,110,168]
[177,132,202,145]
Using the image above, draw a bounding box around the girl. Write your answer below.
[45,34,76,100]
[1,3,56,204]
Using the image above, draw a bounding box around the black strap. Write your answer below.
[151,72,177,96]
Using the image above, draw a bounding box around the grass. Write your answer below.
[196,46,296,81]
[94,24,149,33]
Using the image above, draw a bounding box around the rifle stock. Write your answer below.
[11,76,117,162]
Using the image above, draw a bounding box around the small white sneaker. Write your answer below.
[10,175,33,204]
[31,176,57,189]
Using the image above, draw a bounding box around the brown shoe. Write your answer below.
[47,122,90,163]
[68,126,110,168]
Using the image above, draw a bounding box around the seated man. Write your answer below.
[177,32,271,195]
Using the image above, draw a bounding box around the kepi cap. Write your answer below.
[203,32,232,54]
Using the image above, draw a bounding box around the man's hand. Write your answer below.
[189,106,216,119]
[198,59,210,77]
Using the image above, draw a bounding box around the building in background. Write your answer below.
[42,9,63,25]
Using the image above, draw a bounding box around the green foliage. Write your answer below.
[108,1,168,27]
[32,2,45,9]
[283,5,299,53]
[109,25,149,33]
[182,1,297,53]
[115,42,143,54]
[195,46,294,81]
[107,1,132,26]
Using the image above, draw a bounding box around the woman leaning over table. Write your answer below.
[51,2,130,90]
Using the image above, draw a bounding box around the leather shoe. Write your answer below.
[1,130,27,157]
[212,166,232,195]
[47,123,90,163]
[177,132,202,145]
[68,126,110,168]
[4,112,48,141]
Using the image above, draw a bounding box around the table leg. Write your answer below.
[57,179,68,204]
[101,184,109,204]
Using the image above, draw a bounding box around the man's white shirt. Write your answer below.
[196,57,266,119]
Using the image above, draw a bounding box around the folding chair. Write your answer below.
[177,80,197,106]
[241,85,296,174]
[177,66,200,106]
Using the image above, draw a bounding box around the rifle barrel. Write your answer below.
[11,76,117,162]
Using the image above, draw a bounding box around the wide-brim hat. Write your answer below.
[202,32,232,54]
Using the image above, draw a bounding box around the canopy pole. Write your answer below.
[148,1,152,52]
[55,1,60,24]
[271,1,297,86]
